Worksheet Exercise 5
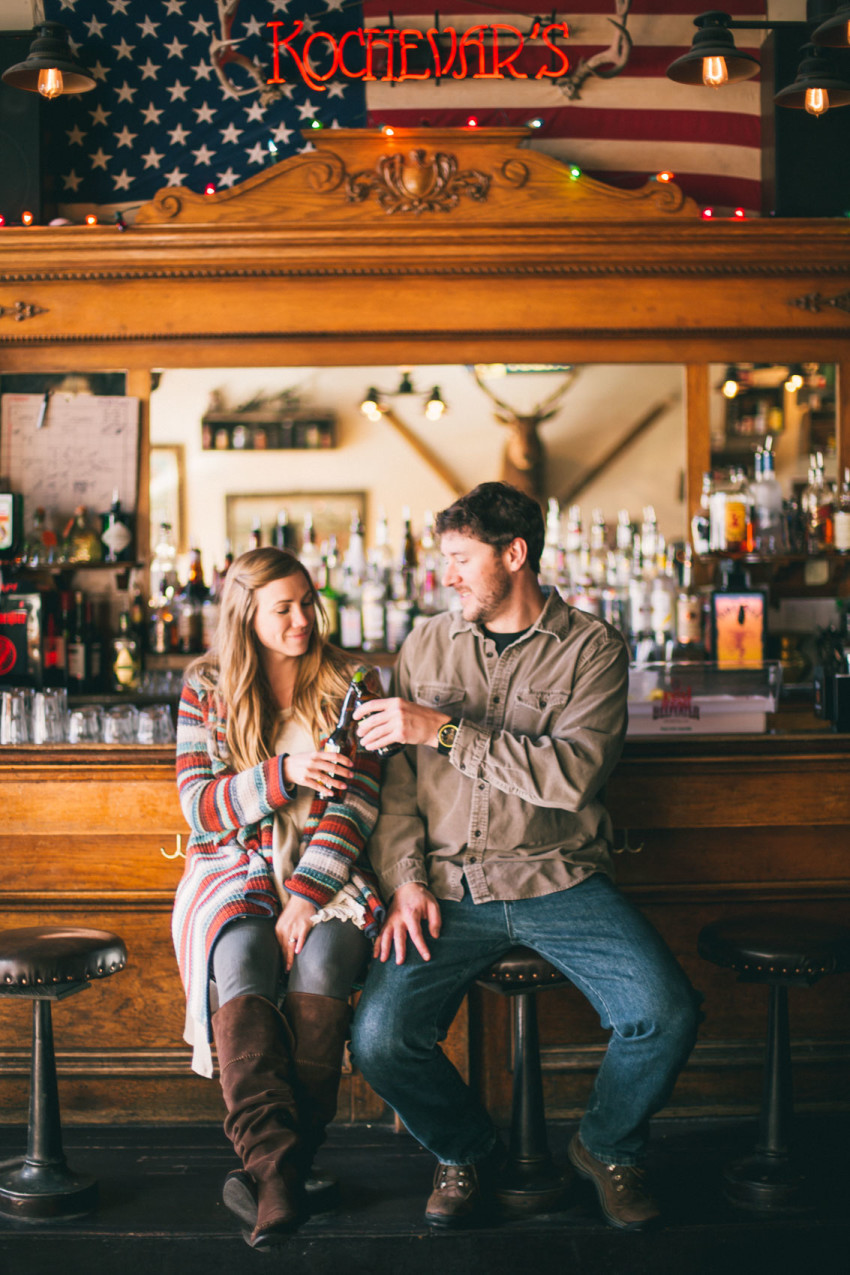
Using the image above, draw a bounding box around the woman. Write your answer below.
[171,547,383,1250]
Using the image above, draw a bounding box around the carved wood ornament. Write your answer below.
[345,149,490,215]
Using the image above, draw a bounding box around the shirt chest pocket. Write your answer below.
[412,682,466,715]
[511,687,571,735]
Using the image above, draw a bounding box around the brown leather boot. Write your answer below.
[213,993,304,1249]
[282,992,351,1183]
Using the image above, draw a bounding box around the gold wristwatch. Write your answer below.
[436,718,460,755]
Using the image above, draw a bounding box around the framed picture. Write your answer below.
[225,491,367,557]
[150,444,187,556]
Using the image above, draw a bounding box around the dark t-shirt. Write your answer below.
[481,625,531,655]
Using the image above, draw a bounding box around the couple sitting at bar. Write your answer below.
[171,482,701,1250]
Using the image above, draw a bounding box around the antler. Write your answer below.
[471,366,579,424]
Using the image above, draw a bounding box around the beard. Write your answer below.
[462,560,513,626]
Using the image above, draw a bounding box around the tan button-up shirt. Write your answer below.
[367,589,629,904]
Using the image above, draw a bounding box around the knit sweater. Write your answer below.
[171,670,383,1075]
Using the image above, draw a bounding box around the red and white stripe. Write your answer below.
[363,2,767,213]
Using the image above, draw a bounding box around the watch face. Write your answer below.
[439,723,458,749]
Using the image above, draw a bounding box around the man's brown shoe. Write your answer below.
[567,1133,660,1231]
[424,1162,483,1227]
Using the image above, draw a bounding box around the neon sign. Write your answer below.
[267,21,570,93]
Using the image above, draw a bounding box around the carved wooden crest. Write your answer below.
[345,149,490,215]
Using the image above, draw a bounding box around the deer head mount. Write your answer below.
[471,366,580,506]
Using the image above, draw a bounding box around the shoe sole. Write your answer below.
[567,1142,657,1232]
[222,1171,257,1228]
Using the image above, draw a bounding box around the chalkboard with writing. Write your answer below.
[0,393,139,530]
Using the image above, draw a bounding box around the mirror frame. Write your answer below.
[1,128,847,565]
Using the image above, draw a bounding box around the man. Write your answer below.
[350,481,699,1231]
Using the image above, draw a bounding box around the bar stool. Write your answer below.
[476,946,571,1217]
[698,913,850,1212]
[0,924,128,1220]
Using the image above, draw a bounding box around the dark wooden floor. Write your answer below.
[0,1116,848,1275]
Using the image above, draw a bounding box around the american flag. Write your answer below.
[45,1,765,217]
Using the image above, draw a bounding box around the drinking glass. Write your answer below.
[137,704,176,744]
[103,703,140,744]
[32,688,68,744]
[0,688,33,744]
[67,704,104,744]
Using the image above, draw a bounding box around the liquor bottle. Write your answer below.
[690,473,712,557]
[710,559,766,669]
[751,441,787,556]
[150,523,179,605]
[319,537,342,644]
[0,489,24,563]
[23,506,53,567]
[100,490,134,563]
[588,509,608,587]
[833,468,850,554]
[398,507,418,602]
[111,611,142,693]
[298,512,323,584]
[273,509,294,551]
[42,591,67,688]
[670,545,706,661]
[564,505,582,586]
[129,576,149,662]
[369,509,395,591]
[150,593,179,655]
[178,548,207,653]
[344,511,367,583]
[64,506,104,564]
[350,670,404,757]
[87,597,106,692]
[540,498,562,589]
[66,590,90,694]
[361,562,387,652]
[417,510,444,615]
[802,452,834,553]
[339,571,364,651]
[248,517,263,551]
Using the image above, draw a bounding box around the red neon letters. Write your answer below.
[267,21,570,93]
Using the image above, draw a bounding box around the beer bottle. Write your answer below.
[351,669,404,757]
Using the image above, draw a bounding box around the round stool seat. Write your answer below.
[479,946,567,992]
[698,915,850,986]
[0,926,127,993]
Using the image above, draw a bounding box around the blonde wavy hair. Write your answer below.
[189,547,353,773]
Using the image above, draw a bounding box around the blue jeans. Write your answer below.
[351,873,700,1167]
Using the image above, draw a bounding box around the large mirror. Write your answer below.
[149,363,688,581]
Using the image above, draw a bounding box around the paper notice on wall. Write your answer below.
[0,393,139,528]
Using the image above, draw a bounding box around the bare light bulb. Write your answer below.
[805,87,828,116]
[722,379,738,399]
[702,56,728,88]
[37,66,64,99]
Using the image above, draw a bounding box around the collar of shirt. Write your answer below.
[447,587,573,645]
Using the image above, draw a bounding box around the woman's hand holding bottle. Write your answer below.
[282,749,353,796]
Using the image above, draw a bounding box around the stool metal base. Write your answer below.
[723,1152,807,1213]
[0,1156,98,1221]
[496,1167,571,1218]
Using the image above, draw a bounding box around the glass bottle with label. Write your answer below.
[319,537,342,644]
[351,670,404,757]
[111,611,142,693]
[100,490,134,563]
[0,490,24,563]
[64,506,104,564]
[66,590,90,694]
[298,512,323,585]
[360,563,387,652]
[834,468,850,554]
[150,523,179,606]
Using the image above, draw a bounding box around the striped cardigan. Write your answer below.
[171,671,383,1074]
